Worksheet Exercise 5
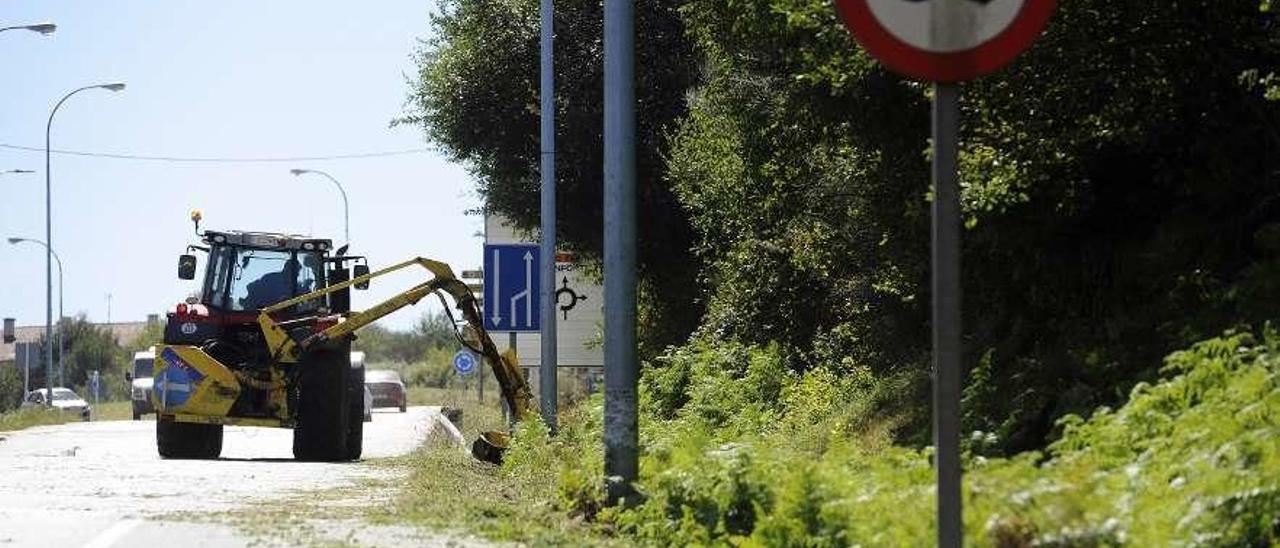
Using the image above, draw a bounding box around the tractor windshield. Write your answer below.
[205,246,325,312]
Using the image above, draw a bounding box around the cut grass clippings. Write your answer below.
[371,440,622,546]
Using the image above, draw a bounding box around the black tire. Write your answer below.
[292,349,350,462]
[157,419,223,459]
[399,401,407,413]
[344,365,364,461]
[132,413,140,421]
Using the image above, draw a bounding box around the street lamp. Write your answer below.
[290,168,349,245]
[8,237,63,404]
[43,82,125,406]
[0,23,57,35]
[2,169,36,175]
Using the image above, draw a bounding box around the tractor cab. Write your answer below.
[168,227,368,345]
[190,230,333,312]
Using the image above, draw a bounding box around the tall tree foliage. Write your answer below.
[402,0,703,351]
[670,0,1280,449]
[408,0,1280,450]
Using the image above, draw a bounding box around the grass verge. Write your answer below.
[0,406,76,432]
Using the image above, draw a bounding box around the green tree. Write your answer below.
[402,0,704,352]
[669,0,1280,450]
[37,315,125,392]
[407,0,1280,453]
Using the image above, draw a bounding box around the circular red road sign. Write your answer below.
[835,0,1056,82]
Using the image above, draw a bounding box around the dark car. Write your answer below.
[365,370,406,412]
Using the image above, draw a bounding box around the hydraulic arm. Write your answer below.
[256,257,535,424]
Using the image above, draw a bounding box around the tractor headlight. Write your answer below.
[303,242,315,250]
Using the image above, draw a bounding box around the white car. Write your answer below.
[22,388,92,421]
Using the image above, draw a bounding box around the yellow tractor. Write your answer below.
[154,214,531,461]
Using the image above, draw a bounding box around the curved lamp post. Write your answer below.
[0,23,57,35]
[43,82,125,404]
[289,168,349,246]
[8,237,63,403]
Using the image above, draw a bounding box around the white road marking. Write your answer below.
[82,519,142,548]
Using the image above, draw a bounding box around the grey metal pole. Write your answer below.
[23,343,30,396]
[603,0,638,504]
[55,251,63,388]
[932,82,962,548]
[507,332,518,425]
[538,0,559,432]
[44,83,124,404]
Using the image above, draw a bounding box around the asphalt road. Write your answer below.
[0,406,455,547]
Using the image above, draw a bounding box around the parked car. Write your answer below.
[365,369,407,412]
[22,388,92,421]
[126,348,156,420]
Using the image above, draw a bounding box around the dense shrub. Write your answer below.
[503,327,1280,545]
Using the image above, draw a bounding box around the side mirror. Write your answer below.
[178,254,198,280]
[125,372,133,382]
[2,318,14,344]
[353,264,370,290]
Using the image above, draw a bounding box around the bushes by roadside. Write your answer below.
[471,326,1280,546]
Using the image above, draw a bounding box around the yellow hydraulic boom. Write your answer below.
[257,257,535,429]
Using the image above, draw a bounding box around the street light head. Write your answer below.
[290,169,308,176]
[100,83,126,92]
[7,237,26,245]
[27,23,57,35]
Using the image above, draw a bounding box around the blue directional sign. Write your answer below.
[453,350,478,375]
[483,244,541,331]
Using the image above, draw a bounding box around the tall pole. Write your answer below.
[44,83,125,404]
[290,169,349,246]
[603,0,637,504]
[23,343,31,396]
[538,0,559,432]
[932,82,962,548]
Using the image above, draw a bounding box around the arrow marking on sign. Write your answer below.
[509,251,534,328]
[490,248,503,326]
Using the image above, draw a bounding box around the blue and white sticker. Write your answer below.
[155,348,206,409]
[452,350,478,375]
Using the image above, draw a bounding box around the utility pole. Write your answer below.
[538,0,559,432]
[603,0,638,504]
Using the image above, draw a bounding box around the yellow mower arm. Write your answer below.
[256,257,535,423]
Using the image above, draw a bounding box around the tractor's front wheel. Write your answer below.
[156,419,223,459]
[292,349,350,462]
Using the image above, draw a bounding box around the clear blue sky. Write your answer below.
[1,2,483,331]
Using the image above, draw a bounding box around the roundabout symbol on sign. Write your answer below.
[555,276,588,320]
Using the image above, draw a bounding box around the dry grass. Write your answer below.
[0,406,76,432]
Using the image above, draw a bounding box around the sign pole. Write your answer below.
[603,0,638,504]
[539,0,559,433]
[932,81,962,548]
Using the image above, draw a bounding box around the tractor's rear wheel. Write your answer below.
[292,349,350,461]
[344,364,364,460]
[156,419,223,459]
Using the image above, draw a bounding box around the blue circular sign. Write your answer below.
[453,350,478,375]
